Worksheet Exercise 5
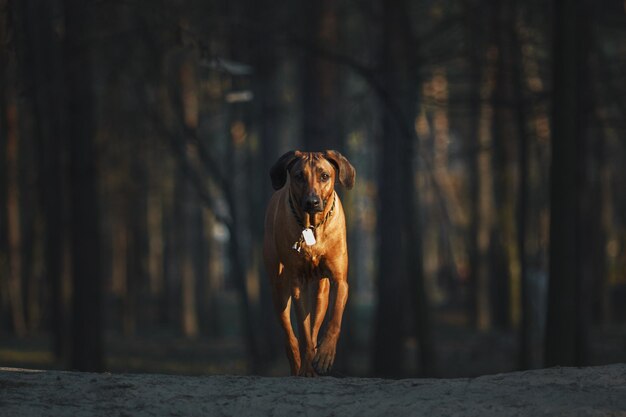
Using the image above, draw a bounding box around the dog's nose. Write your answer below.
[304,195,322,212]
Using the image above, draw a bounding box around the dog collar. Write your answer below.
[288,192,336,230]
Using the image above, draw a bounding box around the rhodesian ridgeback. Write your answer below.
[263,150,356,376]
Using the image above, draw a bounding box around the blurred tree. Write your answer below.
[510,0,532,370]
[176,51,200,339]
[64,0,103,372]
[473,10,498,333]
[0,0,8,337]
[176,170,201,338]
[15,0,68,355]
[491,0,520,330]
[250,0,284,364]
[300,0,339,150]
[591,25,624,325]
[372,0,409,378]
[373,0,435,378]
[5,79,25,338]
[2,0,27,338]
[463,0,486,331]
[545,0,588,367]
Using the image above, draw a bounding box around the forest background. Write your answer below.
[0,0,625,378]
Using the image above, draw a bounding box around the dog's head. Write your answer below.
[270,150,356,214]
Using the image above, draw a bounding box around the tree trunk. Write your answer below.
[161,183,179,328]
[14,0,68,344]
[0,0,9,335]
[475,37,499,332]
[373,0,435,378]
[404,130,435,377]
[464,0,483,329]
[1,0,26,337]
[64,0,103,372]
[544,0,588,367]
[5,92,27,337]
[490,0,518,330]
[252,13,282,363]
[201,210,220,338]
[123,141,148,336]
[226,106,262,373]
[179,175,200,339]
[373,109,406,377]
[300,0,338,151]
[147,144,165,298]
[510,2,532,369]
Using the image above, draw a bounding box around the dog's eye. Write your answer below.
[294,172,305,182]
[320,173,330,182]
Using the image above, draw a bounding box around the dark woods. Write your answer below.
[1,0,625,377]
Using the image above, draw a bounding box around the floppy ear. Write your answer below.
[324,150,356,190]
[269,150,300,190]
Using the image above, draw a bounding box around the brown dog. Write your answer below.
[263,150,355,376]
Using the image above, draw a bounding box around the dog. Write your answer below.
[263,150,355,376]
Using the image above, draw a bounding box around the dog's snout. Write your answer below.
[304,195,323,212]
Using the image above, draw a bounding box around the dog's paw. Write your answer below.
[312,340,336,375]
[298,364,317,377]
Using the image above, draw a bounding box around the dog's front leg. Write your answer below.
[311,277,330,350]
[271,280,300,375]
[291,275,316,376]
[313,269,348,375]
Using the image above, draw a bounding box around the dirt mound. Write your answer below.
[1,364,625,416]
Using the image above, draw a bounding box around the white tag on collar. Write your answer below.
[302,228,316,246]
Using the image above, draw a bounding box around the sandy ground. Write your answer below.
[0,364,625,416]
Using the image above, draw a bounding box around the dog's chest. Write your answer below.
[286,230,332,272]
[299,243,324,267]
